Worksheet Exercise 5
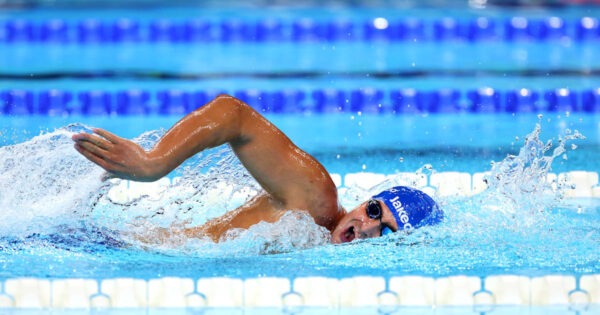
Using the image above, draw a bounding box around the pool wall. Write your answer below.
[0,274,599,310]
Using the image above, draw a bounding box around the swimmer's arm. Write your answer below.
[73,94,341,228]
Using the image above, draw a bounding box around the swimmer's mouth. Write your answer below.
[342,226,356,243]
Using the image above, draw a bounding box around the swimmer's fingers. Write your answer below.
[93,128,123,144]
[74,142,115,171]
[72,133,113,151]
[73,135,112,158]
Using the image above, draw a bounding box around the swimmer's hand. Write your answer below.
[72,128,162,182]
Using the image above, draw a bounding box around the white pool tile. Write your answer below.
[338,276,386,306]
[101,278,147,308]
[0,294,14,307]
[421,186,437,198]
[90,292,111,308]
[197,277,244,307]
[435,276,481,306]
[2,274,600,309]
[471,172,489,195]
[243,277,290,307]
[51,278,98,308]
[530,275,576,305]
[116,171,599,199]
[580,275,600,304]
[330,173,342,187]
[484,275,531,305]
[430,172,471,197]
[344,172,387,189]
[385,172,428,188]
[560,171,598,198]
[148,277,197,308]
[5,278,51,308]
[389,276,435,306]
[293,277,340,306]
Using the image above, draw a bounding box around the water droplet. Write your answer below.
[336,154,341,159]
[571,144,577,150]
[537,114,543,120]
[362,164,367,170]
[562,154,568,160]
[399,157,404,163]
[515,136,519,141]
[565,111,570,117]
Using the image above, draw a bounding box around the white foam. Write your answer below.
[0,126,106,237]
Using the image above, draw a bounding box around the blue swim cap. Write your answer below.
[372,186,443,235]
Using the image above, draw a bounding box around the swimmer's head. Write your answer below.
[330,186,443,244]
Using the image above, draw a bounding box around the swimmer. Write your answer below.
[72,94,442,244]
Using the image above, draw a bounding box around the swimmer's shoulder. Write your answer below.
[285,176,342,231]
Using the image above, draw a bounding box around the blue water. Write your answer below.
[1,3,600,281]
[0,115,598,280]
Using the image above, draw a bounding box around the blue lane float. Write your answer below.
[545,88,579,112]
[1,90,34,115]
[116,90,151,115]
[1,88,599,115]
[38,90,72,115]
[505,89,542,113]
[468,88,503,113]
[1,17,599,43]
[582,88,600,113]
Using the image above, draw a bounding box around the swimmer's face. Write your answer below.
[330,199,398,244]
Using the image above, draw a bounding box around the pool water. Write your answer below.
[0,114,598,280]
[0,1,599,311]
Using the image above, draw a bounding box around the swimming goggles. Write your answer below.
[366,199,394,236]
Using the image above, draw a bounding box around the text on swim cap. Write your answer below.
[389,196,413,230]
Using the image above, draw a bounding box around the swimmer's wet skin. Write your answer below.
[72,94,442,244]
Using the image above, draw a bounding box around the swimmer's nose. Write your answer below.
[358,220,381,239]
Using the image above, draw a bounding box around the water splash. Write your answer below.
[0,121,597,278]
[0,125,330,255]
[0,124,106,237]
[481,123,585,218]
